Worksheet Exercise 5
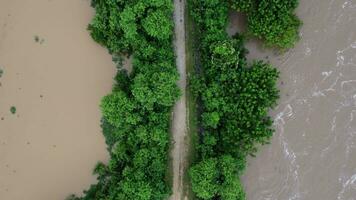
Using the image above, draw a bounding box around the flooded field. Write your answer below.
[230,0,356,199]
[0,0,115,199]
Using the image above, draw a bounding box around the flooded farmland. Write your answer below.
[0,0,115,199]
[229,0,356,199]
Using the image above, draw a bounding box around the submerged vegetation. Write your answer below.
[34,35,45,44]
[70,0,179,199]
[34,35,40,43]
[10,106,16,114]
[232,0,301,49]
[188,0,282,199]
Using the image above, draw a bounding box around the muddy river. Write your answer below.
[229,0,356,199]
[1,0,355,199]
[0,0,115,199]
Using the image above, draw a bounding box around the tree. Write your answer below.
[142,10,173,40]
[188,0,281,199]
[230,0,302,49]
[190,158,219,199]
[72,1,179,199]
[100,91,141,127]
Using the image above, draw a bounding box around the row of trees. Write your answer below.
[188,0,280,199]
[232,0,301,49]
[69,0,179,199]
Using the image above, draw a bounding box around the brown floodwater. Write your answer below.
[1,0,355,199]
[0,0,115,199]
[229,0,356,199]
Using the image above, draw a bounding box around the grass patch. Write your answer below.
[166,107,175,193]
[183,2,199,199]
[0,68,3,78]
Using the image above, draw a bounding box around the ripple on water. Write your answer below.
[240,0,356,199]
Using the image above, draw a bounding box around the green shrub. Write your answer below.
[88,0,174,54]
[188,0,280,199]
[34,35,40,42]
[100,91,141,127]
[72,0,179,199]
[230,0,253,12]
[142,10,173,40]
[189,156,245,200]
[10,106,16,114]
[231,0,302,49]
[189,158,219,199]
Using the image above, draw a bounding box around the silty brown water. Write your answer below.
[228,0,356,199]
[0,0,115,199]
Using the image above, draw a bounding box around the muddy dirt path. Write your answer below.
[229,0,356,199]
[0,0,115,199]
[170,0,188,199]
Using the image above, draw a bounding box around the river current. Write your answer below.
[228,0,356,199]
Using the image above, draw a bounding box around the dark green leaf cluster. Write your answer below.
[70,0,179,199]
[10,106,16,114]
[231,0,302,49]
[230,0,253,12]
[88,0,174,53]
[189,0,279,199]
[189,156,245,200]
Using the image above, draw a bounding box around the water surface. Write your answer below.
[229,0,356,199]
[0,0,114,199]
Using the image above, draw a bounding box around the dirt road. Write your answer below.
[170,0,188,199]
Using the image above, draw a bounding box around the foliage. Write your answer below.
[142,10,173,40]
[100,91,140,127]
[189,156,245,200]
[10,106,16,114]
[0,68,3,78]
[87,0,173,53]
[230,0,253,12]
[72,0,179,199]
[231,0,302,49]
[189,158,219,199]
[34,35,45,44]
[189,0,280,199]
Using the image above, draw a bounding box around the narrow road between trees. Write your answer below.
[170,0,187,199]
